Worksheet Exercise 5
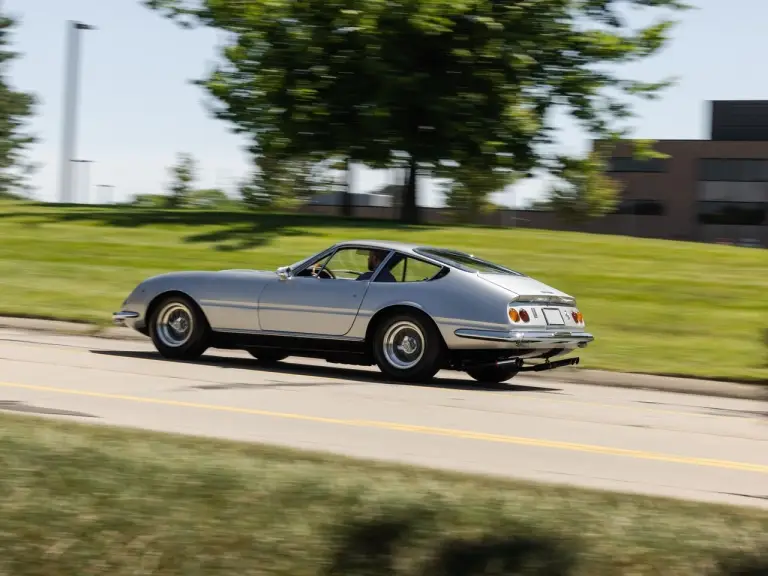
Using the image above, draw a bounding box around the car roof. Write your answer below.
[332,239,468,254]
[333,239,424,253]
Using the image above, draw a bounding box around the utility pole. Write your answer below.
[58,20,96,204]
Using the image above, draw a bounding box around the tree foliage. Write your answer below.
[440,164,519,223]
[166,152,197,208]
[144,0,689,223]
[239,155,336,210]
[0,11,37,196]
[545,152,622,223]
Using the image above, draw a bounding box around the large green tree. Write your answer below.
[144,0,688,223]
[0,11,37,197]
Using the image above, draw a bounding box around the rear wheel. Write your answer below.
[465,365,519,384]
[248,350,288,364]
[372,312,443,382]
[148,294,209,360]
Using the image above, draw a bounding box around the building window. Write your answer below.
[697,181,766,203]
[608,157,667,173]
[615,199,665,216]
[697,201,767,226]
[699,158,768,181]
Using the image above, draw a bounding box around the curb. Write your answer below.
[0,316,147,341]
[0,316,765,401]
[522,368,766,401]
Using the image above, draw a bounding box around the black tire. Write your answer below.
[372,312,444,382]
[148,294,210,360]
[465,365,519,384]
[247,349,288,363]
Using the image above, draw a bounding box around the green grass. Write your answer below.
[0,412,767,576]
[0,200,766,382]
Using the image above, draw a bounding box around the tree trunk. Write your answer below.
[400,158,419,224]
[341,158,353,218]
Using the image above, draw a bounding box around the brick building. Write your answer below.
[602,100,768,247]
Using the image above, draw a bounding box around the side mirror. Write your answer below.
[276,266,291,281]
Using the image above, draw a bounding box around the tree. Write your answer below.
[0,11,37,196]
[545,152,622,223]
[144,0,690,224]
[166,152,196,208]
[239,154,335,210]
[440,164,519,223]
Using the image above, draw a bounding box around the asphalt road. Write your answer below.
[1,327,766,509]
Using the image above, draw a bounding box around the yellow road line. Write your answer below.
[1,380,766,474]
[0,340,753,421]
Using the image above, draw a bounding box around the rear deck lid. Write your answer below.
[477,273,574,303]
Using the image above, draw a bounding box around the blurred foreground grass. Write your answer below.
[0,201,766,382]
[0,412,767,576]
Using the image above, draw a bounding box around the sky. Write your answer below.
[5,0,768,207]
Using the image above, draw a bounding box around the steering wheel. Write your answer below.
[311,264,335,279]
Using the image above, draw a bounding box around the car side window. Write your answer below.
[385,257,442,282]
[294,253,332,277]
[322,248,374,280]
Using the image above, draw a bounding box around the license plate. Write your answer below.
[542,308,564,325]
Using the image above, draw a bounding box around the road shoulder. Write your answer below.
[1,315,764,401]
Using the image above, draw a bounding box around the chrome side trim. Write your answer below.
[113,311,139,325]
[434,317,510,330]
[454,328,594,347]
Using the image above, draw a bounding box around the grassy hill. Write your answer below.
[1,412,767,576]
[1,200,766,382]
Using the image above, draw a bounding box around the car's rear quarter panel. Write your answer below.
[350,270,513,348]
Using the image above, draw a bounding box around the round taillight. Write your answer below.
[508,308,520,322]
[572,311,579,322]
[520,309,530,323]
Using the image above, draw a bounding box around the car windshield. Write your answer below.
[414,247,523,276]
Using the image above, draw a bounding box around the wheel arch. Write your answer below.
[145,289,211,332]
[364,304,446,353]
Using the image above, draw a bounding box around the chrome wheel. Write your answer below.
[156,302,194,348]
[382,320,425,370]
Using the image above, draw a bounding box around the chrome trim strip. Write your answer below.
[454,328,594,346]
[434,317,509,330]
[199,299,259,310]
[200,299,360,315]
[112,311,139,325]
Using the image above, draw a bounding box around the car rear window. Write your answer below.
[414,248,523,276]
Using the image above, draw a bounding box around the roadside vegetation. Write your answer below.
[1,201,767,383]
[0,412,766,576]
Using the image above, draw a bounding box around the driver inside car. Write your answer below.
[357,249,396,282]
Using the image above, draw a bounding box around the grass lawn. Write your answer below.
[0,200,766,383]
[0,411,767,576]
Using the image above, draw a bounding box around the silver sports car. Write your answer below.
[113,240,593,383]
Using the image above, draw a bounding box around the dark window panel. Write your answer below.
[697,201,767,225]
[615,199,665,216]
[699,158,768,181]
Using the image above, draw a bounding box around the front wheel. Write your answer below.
[148,295,210,360]
[466,365,519,384]
[372,313,443,382]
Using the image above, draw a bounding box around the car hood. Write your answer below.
[477,273,573,301]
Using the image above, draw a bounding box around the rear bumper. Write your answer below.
[454,328,594,348]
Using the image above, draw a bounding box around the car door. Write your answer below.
[257,247,382,336]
